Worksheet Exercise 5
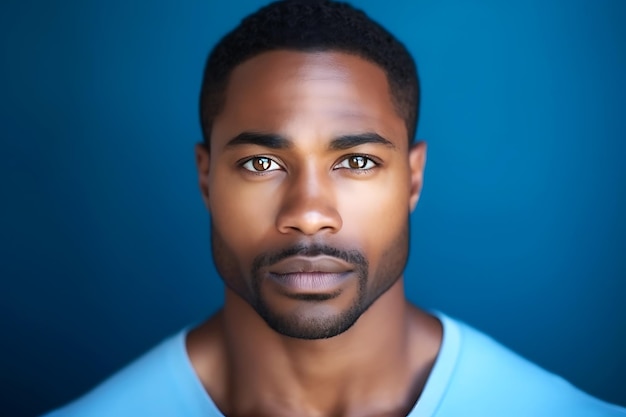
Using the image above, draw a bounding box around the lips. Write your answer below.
[266,256,354,293]
[268,256,354,275]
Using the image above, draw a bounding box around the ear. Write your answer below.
[408,141,427,212]
[195,143,211,211]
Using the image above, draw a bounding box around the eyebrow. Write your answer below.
[225,132,292,149]
[224,131,395,150]
[329,133,395,150]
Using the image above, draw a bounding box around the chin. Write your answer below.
[254,298,365,340]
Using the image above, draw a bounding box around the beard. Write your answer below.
[250,243,369,339]
[211,222,409,340]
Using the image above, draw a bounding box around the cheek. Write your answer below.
[209,173,281,254]
[337,170,410,256]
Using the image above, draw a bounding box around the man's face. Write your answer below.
[196,51,425,339]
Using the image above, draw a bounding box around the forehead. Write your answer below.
[211,50,407,148]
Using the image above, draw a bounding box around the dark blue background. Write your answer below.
[1,1,625,415]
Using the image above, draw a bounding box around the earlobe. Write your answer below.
[408,141,427,212]
[195,143,211,211]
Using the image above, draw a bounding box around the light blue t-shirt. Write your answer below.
[44,314,626,416]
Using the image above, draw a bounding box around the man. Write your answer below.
[44,1,625,416]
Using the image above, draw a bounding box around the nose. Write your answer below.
[275,165,342,236]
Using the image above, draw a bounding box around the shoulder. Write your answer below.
[434,315,626,417]
[42,329,218,417]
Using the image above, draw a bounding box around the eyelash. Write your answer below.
[334,154,379,173]
[239,156,283,174]
[238,154,381,174]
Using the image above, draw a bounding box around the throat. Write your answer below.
[187,286,442,417]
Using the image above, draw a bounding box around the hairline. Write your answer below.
[200,46,416,148]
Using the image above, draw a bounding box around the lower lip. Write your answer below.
[268,272,349,293]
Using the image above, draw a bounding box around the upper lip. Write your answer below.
[268,256,353,275]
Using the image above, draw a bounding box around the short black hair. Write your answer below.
[199,0,420,145]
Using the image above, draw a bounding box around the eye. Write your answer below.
[241,156,282,172]
[334,155,378,170]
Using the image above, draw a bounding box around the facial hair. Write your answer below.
[210,221,409,340]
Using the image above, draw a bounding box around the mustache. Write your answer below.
[252,243,368,272]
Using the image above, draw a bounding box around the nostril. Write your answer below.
[276,206,342,236]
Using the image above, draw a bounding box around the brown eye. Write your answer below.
[242,157,281,172]
[335,155,376,171]
[348,156,367,169]
[253,157,271,171]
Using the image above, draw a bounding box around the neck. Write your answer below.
[187,278,442,417]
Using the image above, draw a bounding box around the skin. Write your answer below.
[190,50,442,417]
